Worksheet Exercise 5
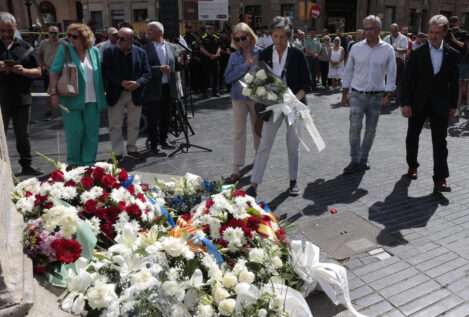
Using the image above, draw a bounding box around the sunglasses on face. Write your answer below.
[67,33,79,40]
[49,32,58,35]
[110,33,118,37]
[234,35,247,42]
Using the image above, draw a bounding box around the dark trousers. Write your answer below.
[307,56,319,88]
[201,57,219,94]
[406,106,449,183]
[146,84,171,147]
[1,103,32,167]
[395,59,404,105]
[190,61,202,92]
[319,61,331,87]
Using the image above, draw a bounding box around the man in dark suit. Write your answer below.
[142,21,181,156]
[401,15,459,192]
[102,27,151,161]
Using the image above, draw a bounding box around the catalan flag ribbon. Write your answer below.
[256,201,280,244]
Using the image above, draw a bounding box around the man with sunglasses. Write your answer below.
[38,25,66,120]
[99,27,118,61]
[102,27,152,161]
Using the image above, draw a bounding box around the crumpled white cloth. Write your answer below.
[291,240,367,317]
[262,88,326,152]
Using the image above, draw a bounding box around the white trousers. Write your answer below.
[250,113,302,185]
[108,90,142,155]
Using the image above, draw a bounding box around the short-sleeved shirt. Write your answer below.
[0,37,40,105]
[37,38,66,69]
[303,37,321,55]
[201,33,220,55]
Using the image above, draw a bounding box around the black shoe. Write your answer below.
[127,151,144,160]
[343,161,361,174]
[288,180,300,196]
[150,147,167,157]
[115,155,123,161]
[245,185,257,198]
[360,158,370,170]
[161,141,176,150]
[212,93,221,97]
[44,111,52,121]
[21,165,43,176]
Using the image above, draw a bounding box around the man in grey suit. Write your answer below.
[142,21,181,156]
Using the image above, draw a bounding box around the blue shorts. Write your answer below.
[459,64,469,80]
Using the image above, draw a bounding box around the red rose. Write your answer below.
[84,199,98,214]
[114,183,122,190]
[126,204,142,219]
[44,202,53,209]
[101,174,117,189]
[258,202,265,209]
[105,207,120,222]
[100,222,115,239]
[51,239,82,264]
[140,183,149,191]
[118,169,128,182]
[92,167,105,182]
[50,170,64,182]
[95,207,106,219]
[181,213,192,221]
[276,228,287,241]
[233,189,246,197]
[98,190,109,203]
[25,191,33,197]
[127,185,135,195]
[228,219,246,229]
[136,193,146,202]
[34,194,48,206]
[217,239,229,248]
[261,214,272,222]
[219,225,228,236]
[84,167,94,175]
[246,216,261,230]
[64,180,77,187]
[205,200,214,209]
[33,265,46,275]
[80,176,94,190]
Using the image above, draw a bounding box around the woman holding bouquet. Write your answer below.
[246,16,311,197]
[224,23,261,184]
[49,23,106,168]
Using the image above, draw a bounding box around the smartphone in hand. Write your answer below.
[4,60,14,67]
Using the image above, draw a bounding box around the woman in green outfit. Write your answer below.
[49,23,106,167]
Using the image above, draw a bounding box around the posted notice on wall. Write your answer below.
[198,0,228,20]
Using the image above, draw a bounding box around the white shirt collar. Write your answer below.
[428,39,444,52]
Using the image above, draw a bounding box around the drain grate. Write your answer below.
[298,212,406,260]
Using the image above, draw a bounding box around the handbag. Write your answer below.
[255,50,293,122]
[57,45,79,96]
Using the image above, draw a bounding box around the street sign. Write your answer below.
[310,4,321,19]
[198,0,228,21]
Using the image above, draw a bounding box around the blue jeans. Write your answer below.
[349,92,383,163]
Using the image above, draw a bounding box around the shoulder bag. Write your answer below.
[57,45,79,96]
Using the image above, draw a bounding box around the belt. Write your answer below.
[352,88,384,95]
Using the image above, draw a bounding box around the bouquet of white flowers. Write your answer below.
[240,62,288,106]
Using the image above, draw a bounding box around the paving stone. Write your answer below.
[350,285,374,301]
[424,257,468,279]
[387,279,441,307]
[406,246,449,266]
[352,256,400,276]
[410,295,464,317]
[358,300,394,316]
[382,309,406,317]
[455,287,469,300]
[369,267,420,290]
[399,289,451,316]
[444,303,469,317]
[352,292,384,310]
[447,278,469,293]
[414,252,459,272]
[378,273,430,298]
[361,261,409,283]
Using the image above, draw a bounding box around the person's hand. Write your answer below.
[11,64,24,75]
[342,93,350,107]
[450,108,457,117]
[125,81,139,91]
[0,61,9,72]
[381,94,391,106]
[245,55,258,67]
[402,105,412,118]
[160,65,171,74]
[51,94,60,108]
[194,56,201,63]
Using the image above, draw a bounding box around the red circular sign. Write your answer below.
[310,4,321,19]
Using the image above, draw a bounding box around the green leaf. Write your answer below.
[36,151,61,170]
[135,249,149,257]
[182,258,201,278]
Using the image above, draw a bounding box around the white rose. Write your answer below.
[197,304,214,317]
[242,87,252,96]
[238,271,255,284]
[222,272,238,289]
[244,73,254,83]
[267,91,278,101]
[163,280,180,296]
[161,237,187,257]
[272,256,283,269]
[249,248,265,263]
[86,283,118,310]
[213,285,229,304]
[256,69,267,80]
[258,308,268,317]
[234,282,250,294]
[219,299,236,316]
[255,86,267,97]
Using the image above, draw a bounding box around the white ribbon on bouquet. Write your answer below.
[290,240,367,317]
[261,88,326,152]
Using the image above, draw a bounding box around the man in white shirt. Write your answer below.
[98,27,118,61]
[412,32,425,50]
[257,25,273,48]
[384,23,408,105]
[341,15,396,174]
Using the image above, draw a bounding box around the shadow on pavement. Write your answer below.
[369,175,449,245]
[302,172,367,217]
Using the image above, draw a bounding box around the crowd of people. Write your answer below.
[0,9,467,196]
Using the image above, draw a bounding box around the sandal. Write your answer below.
[224,173,240,184]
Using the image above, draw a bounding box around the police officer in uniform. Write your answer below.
[190,33,203,93]
[183,25,196,48]
[218,29,232,92]
[200,24,221,97]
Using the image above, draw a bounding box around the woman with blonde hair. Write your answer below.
[224,22,261,183]
[49,23,106,168]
